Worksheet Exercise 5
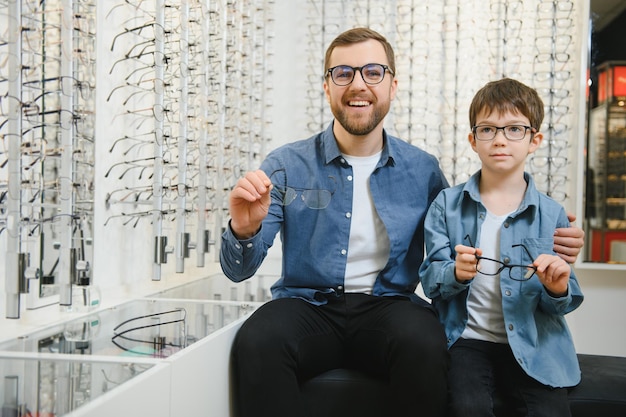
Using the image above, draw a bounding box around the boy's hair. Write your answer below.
[469,78,544,130]
[324,27,396,76]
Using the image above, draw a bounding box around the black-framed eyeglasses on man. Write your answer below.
[270,169,336,210]
[472,125,536,141]
[464,235,537,281]
[326,63,394,86]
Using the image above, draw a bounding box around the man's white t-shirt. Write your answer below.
[342,152,390,294]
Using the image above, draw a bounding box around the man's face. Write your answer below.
[323,39,397,136]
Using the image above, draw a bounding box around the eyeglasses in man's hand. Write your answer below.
[270,169,336,209]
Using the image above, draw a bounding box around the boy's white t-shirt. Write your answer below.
[342,152,390,294]
[460,210,511,343]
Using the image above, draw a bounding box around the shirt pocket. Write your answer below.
[519,237,555,263]
[517,237,554,296]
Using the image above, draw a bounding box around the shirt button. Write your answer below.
[235,260,241,265]
[340,158,346,164]
[505,290,511,296]
[479,213,485,219]
[508,324,514,331]
[246,243,253,248]
[504,222,510,228]
[235,244,241,249]
[347,175,353,181]
[341,249,347,255]
[503,257,511,264]
[346,212,351,218]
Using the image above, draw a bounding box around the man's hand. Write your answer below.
[554,213,584,264]
[454,244,481,282]
[229,170,272,239]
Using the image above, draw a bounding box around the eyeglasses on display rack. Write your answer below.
[464,235,537,281]
[325,63,394,86]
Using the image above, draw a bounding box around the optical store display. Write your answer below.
[586,61,626,263]
[0,0,275,318]
[1,0,97,318]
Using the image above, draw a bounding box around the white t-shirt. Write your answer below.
[461,210,511,343]
[342,152,390,294]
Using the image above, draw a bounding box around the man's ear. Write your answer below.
[323,81,331,104]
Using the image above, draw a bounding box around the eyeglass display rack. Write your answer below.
[586,61,626,263]
[1,0,97,318]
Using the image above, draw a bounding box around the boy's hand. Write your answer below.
[229,170,273,239]
[533,254,571,297]
[454,244,482,282]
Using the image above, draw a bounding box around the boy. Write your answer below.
[419,78,583,417]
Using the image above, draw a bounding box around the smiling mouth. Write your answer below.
[348,100,371,107]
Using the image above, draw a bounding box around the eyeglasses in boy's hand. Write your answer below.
[270,169,336,209]
[464,235,537,281]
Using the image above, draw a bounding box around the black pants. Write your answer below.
[231,293,449,417]
[448,338,571,417]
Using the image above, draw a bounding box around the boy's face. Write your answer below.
[468,109,543,176]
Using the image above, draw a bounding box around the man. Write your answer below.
[220,28,583,417]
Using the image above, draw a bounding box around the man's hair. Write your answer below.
[469,78,544,130]
[324,27,396,76]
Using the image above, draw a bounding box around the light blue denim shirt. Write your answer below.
[419,171,584,388]
[220,122,448,306]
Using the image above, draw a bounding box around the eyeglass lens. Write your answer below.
[476,257,535,281]
[473,125,530,141]
[329,64,388,86]
[275,185,332,209]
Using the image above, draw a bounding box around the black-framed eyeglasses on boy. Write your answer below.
[464,235,537,281]
[471,125,536,141]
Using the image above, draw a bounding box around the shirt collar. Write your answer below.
[321,121,395,166]
[462,170,541,215]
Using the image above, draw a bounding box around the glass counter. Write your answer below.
[0,356,153,416]
[0,298,256,359]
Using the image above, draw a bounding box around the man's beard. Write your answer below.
[331,99,390,136]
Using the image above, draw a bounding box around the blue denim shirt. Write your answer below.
[419,171,584,387]
[220,122,448,306]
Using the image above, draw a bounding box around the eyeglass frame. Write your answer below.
[325,63,395,86]
[464,235,537,281]
[269,168,336,209]
[471,124,536,141]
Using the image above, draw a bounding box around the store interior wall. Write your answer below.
[1,0,625,357]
